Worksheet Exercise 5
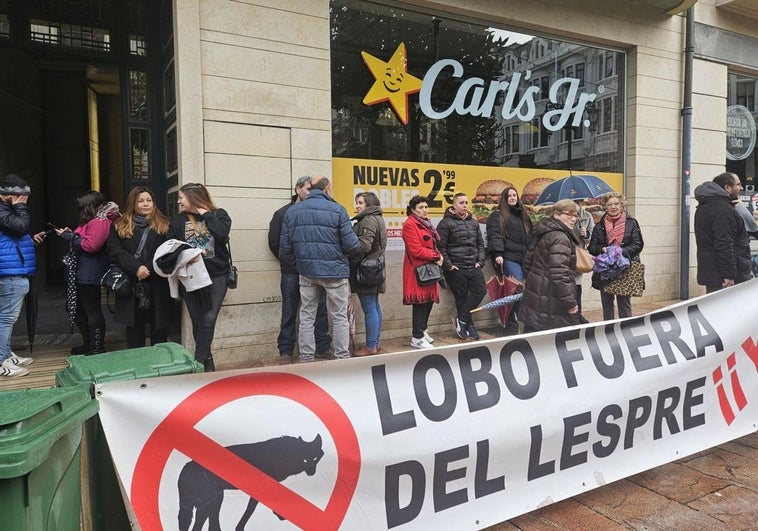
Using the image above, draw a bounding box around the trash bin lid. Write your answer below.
[56,342,202,387]
[0,386,98,478]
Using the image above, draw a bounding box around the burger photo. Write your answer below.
[520,177,555,220]
[471,179,515,223]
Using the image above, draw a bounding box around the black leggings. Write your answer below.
[182,276,227,364]
[411,302,434,339]
[75,283,105,341]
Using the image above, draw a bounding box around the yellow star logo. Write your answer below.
[361,43,422,125]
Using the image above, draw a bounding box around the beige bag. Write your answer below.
[574,245,594,273]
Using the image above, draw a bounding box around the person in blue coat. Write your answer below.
[0,174,36,377]
[280,176,360,361]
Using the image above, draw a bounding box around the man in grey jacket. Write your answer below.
[280,176,360,361]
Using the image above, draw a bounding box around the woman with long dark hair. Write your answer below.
[486,186,532,332]
[402,195,443,349]
[56,190,120,355]
[107,187,174,348]
[350,192,387,356]
[168,183,231,371]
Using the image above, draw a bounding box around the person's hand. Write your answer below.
[723,278,735,288]
[568,305,579,314]
[449,264,459,271]
[495,256,504,266]
[32,231,47,245]
[136,265,150,281]
[55,227,71,236]
[474,263,481,268]
[11,195,28,204]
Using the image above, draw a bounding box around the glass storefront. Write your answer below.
[727,72,758,194]
[330,0,625,173]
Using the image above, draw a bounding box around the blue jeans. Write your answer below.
[0,276,29,363]
[503,260,524,320]
[278,273,331,356]
[357,293,382,349]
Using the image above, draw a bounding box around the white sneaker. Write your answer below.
[1,359,29,377]
[8,352,33,367]
[410,337,434,349]
[423,330,434,343]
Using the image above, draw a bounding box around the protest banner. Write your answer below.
[97,280,758,530]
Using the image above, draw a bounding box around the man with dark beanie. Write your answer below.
[0,173,35,377]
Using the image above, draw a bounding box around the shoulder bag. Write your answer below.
[101,228,150,297]
[226,239,238,289]
[574,245,594,273]
[356,254,385,287]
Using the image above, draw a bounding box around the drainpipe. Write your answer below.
[679,7,694,300]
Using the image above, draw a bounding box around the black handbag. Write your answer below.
[414,263,443,286]
[101,227,150,297]
[226,239,238,289]
[101,265,132,296]
[356,255,385,287]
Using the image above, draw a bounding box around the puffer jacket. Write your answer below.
[280,189,360,279]
[486,207,533,268]
[588,214,644,289]
[437,207,485,270]
[0,200,35,276]
[520,217,580,331]
[350,206,387,294]
[693,181,752,286]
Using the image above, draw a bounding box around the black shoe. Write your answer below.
[504,320,519,336]
[467,322,480,340]
[452,317,467,339]
[70,344,89,355]
[203,356,216,372]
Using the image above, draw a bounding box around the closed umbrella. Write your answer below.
[62,244,78,332]
[481,274,523,325]
[535,174,615,205]
[24,276,39,354]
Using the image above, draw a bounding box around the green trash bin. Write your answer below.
[0,386,99,531]
[55,342,202,531]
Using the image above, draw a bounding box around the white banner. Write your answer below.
[98,280,758,530]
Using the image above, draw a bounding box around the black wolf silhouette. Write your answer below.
[177,434,324,531]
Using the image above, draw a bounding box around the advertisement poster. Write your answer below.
[333,157,623,249]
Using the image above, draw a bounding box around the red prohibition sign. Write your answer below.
[131,372,361,530]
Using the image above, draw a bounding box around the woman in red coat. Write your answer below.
[402,195,444,349]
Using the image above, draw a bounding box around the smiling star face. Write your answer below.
[361,43,423,124]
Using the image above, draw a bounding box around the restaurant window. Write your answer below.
[727,73,758,194]
[330,0,625,172]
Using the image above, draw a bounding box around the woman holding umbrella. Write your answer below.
[588,193,644,320]
[402,195,443,349]
[520,200,581,332]
[486,186,532,333]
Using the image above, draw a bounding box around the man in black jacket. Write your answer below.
[694,172,752,293]
[437,193,486,340]
[268,176,331,363]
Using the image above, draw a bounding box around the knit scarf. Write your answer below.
[411,213,440,243]
[604,211,626,246]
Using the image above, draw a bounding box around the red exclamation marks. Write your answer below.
[712,353,748,425]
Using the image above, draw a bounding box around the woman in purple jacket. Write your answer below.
[56,190,120,355]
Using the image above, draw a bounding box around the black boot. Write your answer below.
[203,356,216,372]
[87,328,106,355]
[72,315,90,355]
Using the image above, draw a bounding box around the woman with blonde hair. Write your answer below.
[520,199,581,332]
[588,192,644,319]
[107,187,175,347]
[168,183,232,371]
